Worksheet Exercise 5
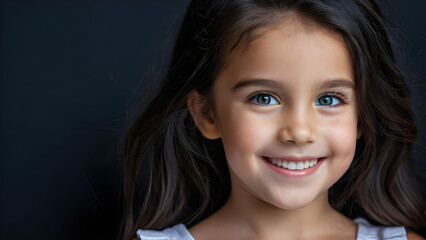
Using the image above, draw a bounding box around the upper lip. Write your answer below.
[264,156,322,162]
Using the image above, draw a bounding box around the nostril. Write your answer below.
[278,126,317,144]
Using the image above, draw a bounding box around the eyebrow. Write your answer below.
[317,79,355,90]
[231,78,355,91]
[231,78,281,91]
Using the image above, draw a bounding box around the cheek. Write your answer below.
[317,117,358,186]
[217,107,273,161]
[323,118,358,162]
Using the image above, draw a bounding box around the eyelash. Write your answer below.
[318,92,348,105]
[247,91,349,106]
[247,91,281,105]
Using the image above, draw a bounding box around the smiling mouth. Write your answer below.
[266,158,323,170]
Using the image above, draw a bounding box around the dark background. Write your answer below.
[1,1,425,240]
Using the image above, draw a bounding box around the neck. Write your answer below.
[190,172,357,240]
[209,174,352,240]
[224,188,331,237]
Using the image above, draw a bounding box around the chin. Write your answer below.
[273,200,313,211]
[266,191,324,211]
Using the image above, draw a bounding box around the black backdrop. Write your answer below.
[2,1,425,240]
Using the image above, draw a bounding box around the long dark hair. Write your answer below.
[121,0,425,239]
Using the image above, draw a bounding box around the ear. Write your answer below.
[187,90,221,139]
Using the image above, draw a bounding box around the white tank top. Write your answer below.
[137,217,407,240]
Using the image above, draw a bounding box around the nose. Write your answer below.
[278,107,317,145]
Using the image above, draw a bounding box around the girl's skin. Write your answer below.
[188,15,359,240]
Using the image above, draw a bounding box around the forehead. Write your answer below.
[219,15,354,84]
[232,14,349,59]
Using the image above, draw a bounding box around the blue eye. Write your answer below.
[250,93,279,105]
[315,95,341,106]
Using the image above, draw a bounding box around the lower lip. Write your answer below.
[263,157,325,178]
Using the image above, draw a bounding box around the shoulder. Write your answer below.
[136,223,195,240]
[354,217,411,240]
[406,230,424,240]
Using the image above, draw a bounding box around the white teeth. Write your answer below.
[288,162,297,170]
[270,158,319,170]
[304,160,310,169]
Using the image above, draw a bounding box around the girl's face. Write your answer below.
[211,18,359,210]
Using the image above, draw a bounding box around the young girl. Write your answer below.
[121,0,425,239]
